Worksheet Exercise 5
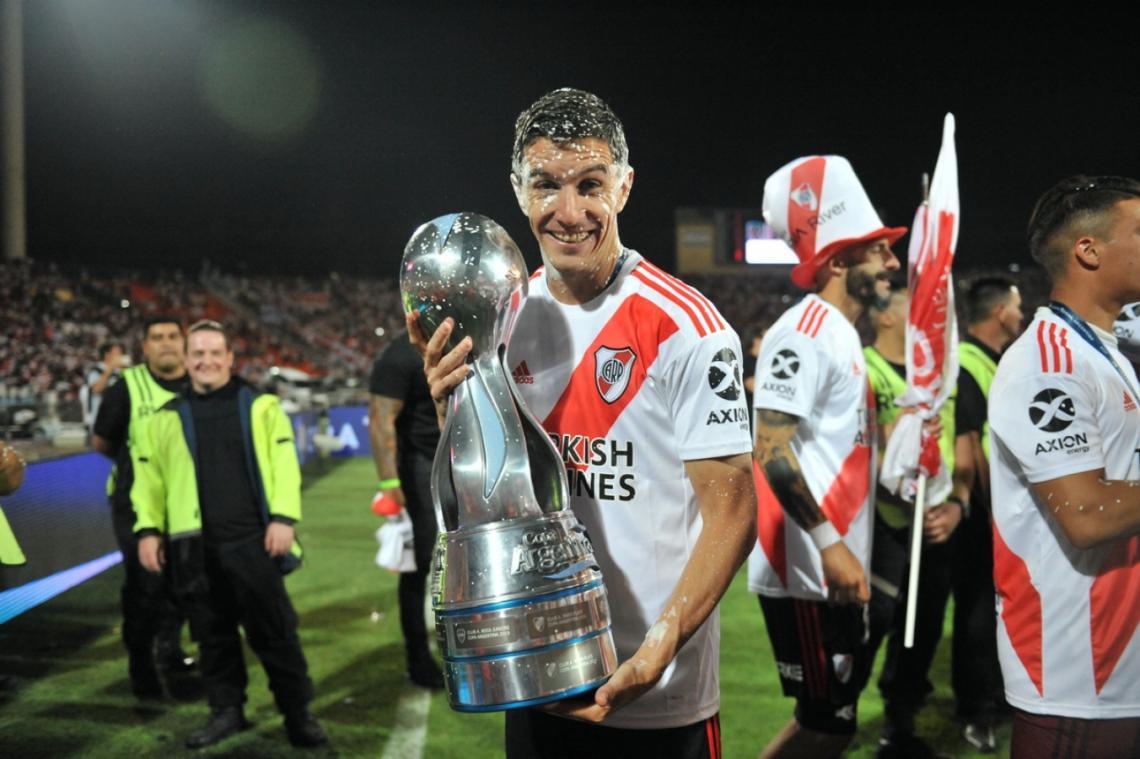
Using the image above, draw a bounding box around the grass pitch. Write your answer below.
[0,458,1009,757]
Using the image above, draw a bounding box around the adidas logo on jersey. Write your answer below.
[512,361,534,384]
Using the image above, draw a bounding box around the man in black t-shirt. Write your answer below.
[952,276,1023,751]
[368,330,443,688]
[92,316,194,698]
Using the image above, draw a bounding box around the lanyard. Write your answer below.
[1048,301,1140,401]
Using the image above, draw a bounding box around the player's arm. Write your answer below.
[368,393,406,508]
[91,381,128,458]
[1031,469,1140,550]
[754,408,869,604]
[548,452,757,723]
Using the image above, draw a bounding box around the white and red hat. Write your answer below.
[763,155,907,289]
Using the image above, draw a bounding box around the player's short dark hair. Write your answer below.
[963,276,1017,325]
[1027,175,1140,281]
[187,319,230,350]
[511,88,629,174]
[98,342,121,359]
[142,315,183,339]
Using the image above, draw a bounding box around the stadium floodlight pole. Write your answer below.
[1,0,26,261]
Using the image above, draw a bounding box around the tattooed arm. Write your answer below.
[753,408,869,604]
[368,394,406,509]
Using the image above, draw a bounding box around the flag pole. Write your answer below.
[903,171,932,650]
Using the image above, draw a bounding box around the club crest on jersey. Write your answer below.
[595,346,637,404]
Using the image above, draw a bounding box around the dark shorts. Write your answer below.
[505,708,721,759]
[1011,708,1140,759]
[758,595,867,735]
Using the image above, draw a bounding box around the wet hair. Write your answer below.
[1027,175,1140,281]
[964,276,1017,325]
[142,315,183,339]
[511,88,629,176]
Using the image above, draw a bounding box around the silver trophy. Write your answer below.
[400,212,617,712]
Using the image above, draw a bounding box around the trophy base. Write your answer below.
[444,628,617,712]
[432,511,618,711]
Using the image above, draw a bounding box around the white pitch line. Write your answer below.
[380,685,431,759]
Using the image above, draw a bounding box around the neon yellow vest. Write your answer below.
[131,391,303,564]
[106,365,182,496]
[0,504,25,565]
[958,342,997,461]
[864,346,957,528]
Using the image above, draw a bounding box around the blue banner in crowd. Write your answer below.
[289,405,371,465]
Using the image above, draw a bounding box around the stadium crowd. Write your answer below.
[0,256,1041,432]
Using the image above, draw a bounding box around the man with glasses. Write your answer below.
[988,176,1140,757]
[132,320,326,749]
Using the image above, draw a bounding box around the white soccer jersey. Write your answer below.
[990,306,1140,719]
[507,250,752,730]
[747,294,876,601]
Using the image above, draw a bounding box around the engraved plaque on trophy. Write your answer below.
[400,212,617,711]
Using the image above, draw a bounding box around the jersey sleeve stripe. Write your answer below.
[529,267,544,281]
[635,262,720,334]
[1059,328,1073,374]
[1048,323,1063,373]
[631,267,708,337]
[810,308,828,338]
[1036,320,1049,372]
[641,260,728,331]
[796,301,817,333]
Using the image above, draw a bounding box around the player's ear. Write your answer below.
[1074,235,1101,271]
[613,166,634,214]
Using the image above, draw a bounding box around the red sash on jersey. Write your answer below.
[1089,536,1140,693]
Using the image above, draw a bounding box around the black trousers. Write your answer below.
[859,512,953,731]
[397,454,438,664]
[111,501,183,658]
[950,505,1004,719]
[182,534,313,715]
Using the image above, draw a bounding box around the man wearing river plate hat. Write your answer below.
[750,155,903,758]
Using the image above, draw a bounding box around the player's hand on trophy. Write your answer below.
[540,645,667,723]
[406,313,473,420]
[820,540,870,604]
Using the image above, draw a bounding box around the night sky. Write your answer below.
[17,3,1140,277]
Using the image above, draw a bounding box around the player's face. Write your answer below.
[143,323,185,374]
[185,330,233,393]
[1100,198,1140,301]
[513,137,632,285]
[845,238,900,308]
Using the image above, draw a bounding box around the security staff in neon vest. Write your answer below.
[860,281,966,757]
[951,276,1023,751]
[132,320,326,749]
[92,316,194,698]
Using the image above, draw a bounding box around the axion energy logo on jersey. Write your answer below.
[707,347,742,401]
[1028,388,1075,432]
[771,349,800,379]
[594,346,636,404]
